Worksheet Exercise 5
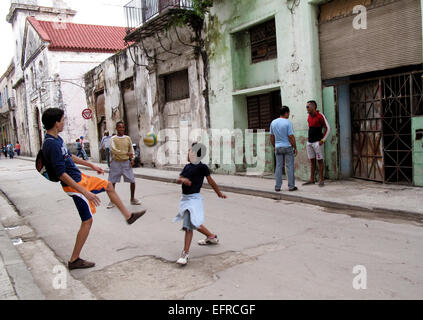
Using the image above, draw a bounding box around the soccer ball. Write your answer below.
[143,132,157,147]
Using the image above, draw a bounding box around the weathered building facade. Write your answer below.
[84,0,209,167]
[205,0,423,186]
[0,62,17,147]
[4,0,128,156]
[7,0,77,155]
[315,0,423,186]
[206,0,323,177]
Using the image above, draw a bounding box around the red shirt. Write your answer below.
[307,111,329,143]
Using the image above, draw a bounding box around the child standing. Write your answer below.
[174,143,227,265]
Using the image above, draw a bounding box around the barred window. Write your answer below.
[164,69,190,102]
[247,90,281,131]
[250,19,277,64]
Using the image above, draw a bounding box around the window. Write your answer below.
[164,69,189,102]
[247,90,281,131]
[250,19,277,64]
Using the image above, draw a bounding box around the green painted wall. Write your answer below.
[322,86,339,180]
[231,31,279,90]
[412,117,423,186]
[207,0,323,178]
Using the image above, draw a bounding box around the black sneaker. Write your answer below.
[68,258,95,270]
[127,210,147,225]
[289,187,298,192]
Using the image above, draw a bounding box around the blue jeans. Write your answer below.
[275,146,295,190]
[105,147,110,168]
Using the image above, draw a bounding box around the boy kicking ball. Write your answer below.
[41,108,146,270]
[174,142,227,265]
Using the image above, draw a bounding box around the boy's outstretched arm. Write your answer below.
[71,155,104,175]
[206,175,227,198]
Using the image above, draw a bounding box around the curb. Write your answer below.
[19,156,423,221]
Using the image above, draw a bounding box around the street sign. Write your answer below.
[82,108,92,120]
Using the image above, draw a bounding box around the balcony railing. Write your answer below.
[124,0,193,30]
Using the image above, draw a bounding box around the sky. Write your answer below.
[0,0,128,74]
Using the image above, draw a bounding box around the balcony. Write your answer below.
[124,0,193,41]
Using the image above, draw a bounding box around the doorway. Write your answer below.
[350,71,420,184]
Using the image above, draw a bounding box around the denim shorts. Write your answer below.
[182,210,196,231]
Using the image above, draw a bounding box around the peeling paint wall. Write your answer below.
[84,26,208,166]
[206,0,323,178]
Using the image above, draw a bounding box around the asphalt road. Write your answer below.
[0,158,422,299]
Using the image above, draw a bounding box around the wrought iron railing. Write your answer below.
[124,0,193,30]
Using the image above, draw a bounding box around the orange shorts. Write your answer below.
[62,173,109,221]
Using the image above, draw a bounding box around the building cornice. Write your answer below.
[6,3,77,24]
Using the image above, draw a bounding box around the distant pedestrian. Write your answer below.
[2,145,7,158]
[107,121,141,208]
[174,142,227,265]
[270,106,298,192]
[79,136,88,160]
[302,100,331,187]
[7,142,14,159]
[41,108,146,270]
[76,138,87,160]
[99,131,111,168]
[15,141,21,156]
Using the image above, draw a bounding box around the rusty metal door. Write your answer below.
[350,72,418,184]
[381,73,413,184]
[351,81,384,182]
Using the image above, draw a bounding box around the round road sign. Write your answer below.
[82,108,92,120]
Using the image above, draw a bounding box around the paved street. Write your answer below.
[0,158,423,299]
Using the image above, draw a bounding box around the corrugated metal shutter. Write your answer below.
[319,0,422,80]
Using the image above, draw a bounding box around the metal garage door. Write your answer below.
[319,0,422,80]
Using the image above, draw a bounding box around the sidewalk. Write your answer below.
[20,156,423,220]
[0,193,44,300]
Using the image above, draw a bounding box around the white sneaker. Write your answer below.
[176,251,189,265]
[198,235,219,245]
[107,202,115,209]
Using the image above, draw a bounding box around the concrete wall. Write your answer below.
[322,86,339,180]
[206,0,323,178]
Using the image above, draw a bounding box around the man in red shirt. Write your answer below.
[302,100,331,187]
